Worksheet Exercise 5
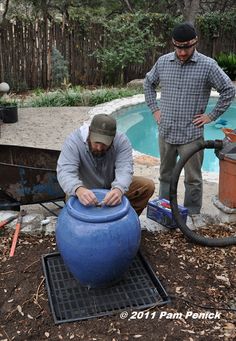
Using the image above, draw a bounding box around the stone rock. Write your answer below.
[127,79,144,88]
[20,213,45,234]
[134,154,159,166]
[43,216,58,235]
[0,210,57,235]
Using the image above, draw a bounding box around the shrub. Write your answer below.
[22,87,143,107]
[215,52,236,80]
[92,12,164,84]
[51,47,69,87]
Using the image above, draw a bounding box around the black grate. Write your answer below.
[42,251,170,324]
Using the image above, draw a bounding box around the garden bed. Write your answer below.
[0,226,235,340]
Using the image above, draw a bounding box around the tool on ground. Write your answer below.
[9,209,27,257]
[0,214,18,229]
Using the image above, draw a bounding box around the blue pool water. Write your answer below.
[114,98,236,173]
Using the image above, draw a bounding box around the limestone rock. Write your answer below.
[127,79,144,88]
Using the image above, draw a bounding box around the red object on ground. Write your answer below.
[9,210,26,257]
[0,215,18,229]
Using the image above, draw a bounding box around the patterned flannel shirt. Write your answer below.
[144,50,236,144]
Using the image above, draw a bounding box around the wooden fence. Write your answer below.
[0,19,235,90]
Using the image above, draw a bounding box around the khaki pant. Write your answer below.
[125,176,155,216]
[159,136,203,215]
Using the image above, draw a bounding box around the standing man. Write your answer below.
[57,114,155,216]
[144,22,235,226]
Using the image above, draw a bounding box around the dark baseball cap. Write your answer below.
[172,22,197,42]
[89,114,117,146]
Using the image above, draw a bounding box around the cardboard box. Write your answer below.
[147,197,188,229]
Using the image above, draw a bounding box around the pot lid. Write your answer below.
[66,189,131,223]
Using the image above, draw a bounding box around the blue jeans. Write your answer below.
[159,136,204,215]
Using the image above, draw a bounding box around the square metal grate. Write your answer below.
[42,251,170,324]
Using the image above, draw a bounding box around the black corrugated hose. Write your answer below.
[169,140,236,247]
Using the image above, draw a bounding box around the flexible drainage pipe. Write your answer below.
[169,140,236,247]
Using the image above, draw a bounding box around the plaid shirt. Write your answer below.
[144,50,235,144]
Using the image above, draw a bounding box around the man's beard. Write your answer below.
[92,150,106,157]
[88,140,108,157]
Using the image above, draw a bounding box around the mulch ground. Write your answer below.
[0,224,236,341]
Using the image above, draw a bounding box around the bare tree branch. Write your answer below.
[119,0,134,13]
[2,0,10,19]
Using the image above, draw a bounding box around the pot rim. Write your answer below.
[66,189,131,222]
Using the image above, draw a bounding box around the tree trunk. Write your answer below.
[0,29,4,80]
[0,0,9,24]
[183,0,200,25]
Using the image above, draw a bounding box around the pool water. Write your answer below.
[114,98,236,173]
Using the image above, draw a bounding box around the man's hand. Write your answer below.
[103,188,123,206]
[193,113,211,127]
[75,187,98,206]
[153,110,161,124]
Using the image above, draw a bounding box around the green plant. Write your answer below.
[197,11,236,38]
[25,90,83,107]
[0,97,18,106]
[21,86,143,107]
[33,88,45,96]
[92,12,164,84]
[215,52,236,80]
[51,47,69,87]
[87,87,143,106]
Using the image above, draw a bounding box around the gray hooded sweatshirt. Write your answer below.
[57,123,134,196]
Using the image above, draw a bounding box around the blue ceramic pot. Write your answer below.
[56,189,141,288]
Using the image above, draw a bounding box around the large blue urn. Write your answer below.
[56,189,141,288]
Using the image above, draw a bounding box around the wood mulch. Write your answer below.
[0,224,236,341]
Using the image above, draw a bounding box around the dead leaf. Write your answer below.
[180,330,195,334]
[175,286,183,293]
[17,305,24,316]
[215,274,230,286]
[224,323,235,331]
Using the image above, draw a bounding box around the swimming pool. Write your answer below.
[114,97,236,173]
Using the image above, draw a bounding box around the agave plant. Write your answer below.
[215,52,236,80]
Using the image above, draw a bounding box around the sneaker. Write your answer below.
[186,216,195,230]
[190,214,206,229]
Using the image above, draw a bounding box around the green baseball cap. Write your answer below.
[89,114,117,146]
